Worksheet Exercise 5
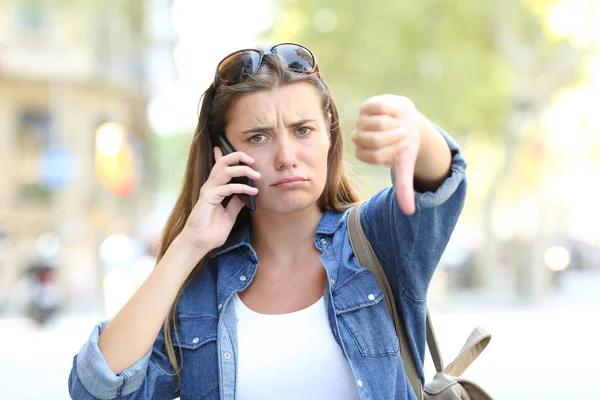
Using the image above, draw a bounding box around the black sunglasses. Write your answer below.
[213,42,319,87]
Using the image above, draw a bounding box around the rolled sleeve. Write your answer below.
[74,321,152,399]
[413,125,467,209]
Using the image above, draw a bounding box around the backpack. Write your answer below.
[348,203,493,400]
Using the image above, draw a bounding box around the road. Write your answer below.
[0,313,103,400]
[1,270,599,399]
[424,269,600,399]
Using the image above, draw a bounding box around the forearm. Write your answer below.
[98,235,207,374]
[414,113,452,192]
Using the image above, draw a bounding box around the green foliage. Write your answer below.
[266,0,581,140]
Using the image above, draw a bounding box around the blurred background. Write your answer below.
[0,0,599,398]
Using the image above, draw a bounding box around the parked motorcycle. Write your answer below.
[25,262,61,325]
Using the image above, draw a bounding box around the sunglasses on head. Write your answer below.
[213,42,319,87]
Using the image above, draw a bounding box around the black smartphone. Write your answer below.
[213,134,256,211]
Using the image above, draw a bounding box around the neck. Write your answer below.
[250,204,323,267]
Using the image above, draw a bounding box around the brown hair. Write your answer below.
[156,54,359,383]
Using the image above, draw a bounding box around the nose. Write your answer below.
[275,136,298,170]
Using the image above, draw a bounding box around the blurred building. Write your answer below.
[0,1,176,312]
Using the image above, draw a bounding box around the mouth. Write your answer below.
[272,176,308,186]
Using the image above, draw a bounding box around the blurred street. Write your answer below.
[1,269,598,400]
[425,269,600,400]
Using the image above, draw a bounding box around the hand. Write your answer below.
[352,95,421,215]
[179,147,261,252]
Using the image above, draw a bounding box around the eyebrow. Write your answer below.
[241,119,317,134]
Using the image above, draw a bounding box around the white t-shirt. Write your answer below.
[234,293,361,400]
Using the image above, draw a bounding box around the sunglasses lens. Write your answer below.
[218,50,261,84]
[272,44,315,72]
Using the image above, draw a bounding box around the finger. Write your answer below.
[213,184,258,199]
[355,140,409,165]
[215,150,256,167]
[359,98,400,117]
[352,128,407,150]
[213,146,223,162]
[355,115,401,132]
[392,154,416,215]
[213,165,261,186]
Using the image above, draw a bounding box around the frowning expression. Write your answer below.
[225,82,330,214]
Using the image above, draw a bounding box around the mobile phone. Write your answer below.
[213,134,256,211]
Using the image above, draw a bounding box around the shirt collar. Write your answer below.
[316,207,347,235]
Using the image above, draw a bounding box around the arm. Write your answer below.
[67,147,261,398]
[68,320,178,399]
[362,126,467,301]
[67,236,206,399]
[413,112,452,192]
[351,95,467,299]
[98,236,205,374]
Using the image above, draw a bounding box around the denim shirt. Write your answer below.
[69,127,467,400]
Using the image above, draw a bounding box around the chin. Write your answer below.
[257,192,321,214]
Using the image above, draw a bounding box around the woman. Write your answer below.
[68,43,467,400]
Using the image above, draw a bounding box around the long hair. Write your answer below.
[156,54,360,383]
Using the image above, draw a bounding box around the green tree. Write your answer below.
[268,1,512,136]
[267,0,584,137]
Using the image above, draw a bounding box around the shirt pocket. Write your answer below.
[333,269,400,357]
[174,315,219,400]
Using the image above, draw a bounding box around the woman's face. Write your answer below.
[224,82,330,214]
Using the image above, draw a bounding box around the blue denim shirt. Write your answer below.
[69,127,467,400]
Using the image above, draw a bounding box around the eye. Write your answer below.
[296,126,313,136]
[249,134,267,144]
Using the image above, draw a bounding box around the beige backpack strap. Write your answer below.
[348,203,424,400]
[426,310,445,373]
[444,326,491,377]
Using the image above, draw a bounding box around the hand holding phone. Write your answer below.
[213,134,256,211]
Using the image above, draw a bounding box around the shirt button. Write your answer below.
[320,238,328,245]
[357,379,363,387]
[330,278,335,284]
[218,303,223,310]
[224,352,232,360]
[192,337,199,344]
[368,294,376,301]
[239,275,247,282]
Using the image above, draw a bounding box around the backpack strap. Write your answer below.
[444,326,491,376]
[348,202,424,400]
[426,309,445,373]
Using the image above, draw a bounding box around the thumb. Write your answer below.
[225,195,246,221]
[213,146,223,162]
[392,152,416,215]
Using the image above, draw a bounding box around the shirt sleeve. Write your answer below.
[360,125,467,302]
[68,320,179,400]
